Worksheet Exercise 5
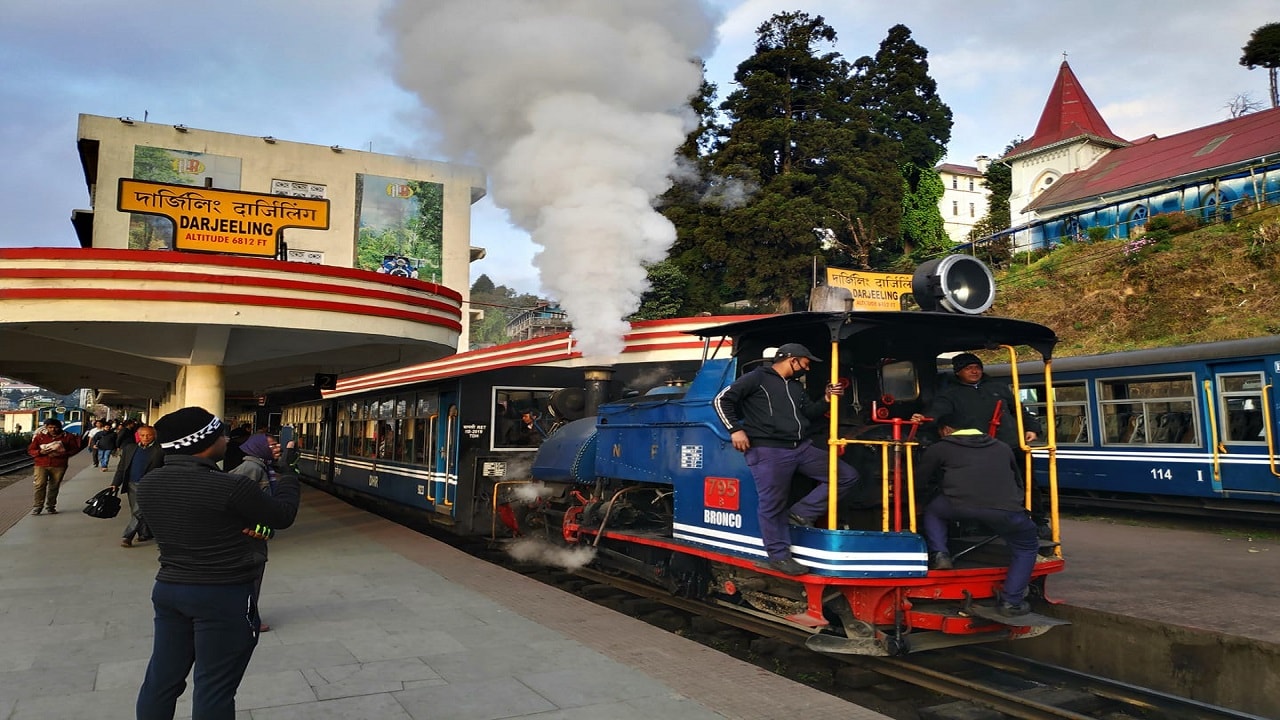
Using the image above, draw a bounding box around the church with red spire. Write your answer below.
[1000,60,1280,250]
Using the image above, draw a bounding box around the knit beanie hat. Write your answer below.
[155,407,223,455]
[951,352,983,372]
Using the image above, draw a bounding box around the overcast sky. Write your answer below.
[1,0,1272,297]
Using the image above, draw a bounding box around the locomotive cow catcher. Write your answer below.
[288,256,1067,656]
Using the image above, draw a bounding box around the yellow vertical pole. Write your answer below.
[828,339,840,530]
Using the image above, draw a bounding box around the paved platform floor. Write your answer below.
[0,454,889,720]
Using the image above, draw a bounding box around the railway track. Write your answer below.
[0,448,33,477]
[499,550,1265,720]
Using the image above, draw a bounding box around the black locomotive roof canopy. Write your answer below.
[691,311,1059,367]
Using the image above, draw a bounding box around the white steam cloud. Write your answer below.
[506,537,597,571]
[384,0,720,356]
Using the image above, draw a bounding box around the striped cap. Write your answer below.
[155,407,224,455]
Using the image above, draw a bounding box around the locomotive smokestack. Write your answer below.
[583,367,613,417]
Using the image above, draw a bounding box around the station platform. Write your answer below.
[1046,510,1280,646]
[0,453,889,720]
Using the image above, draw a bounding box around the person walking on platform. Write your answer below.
[93,421,118,472]
[714,343,857,575]
[85,419,104,468]
[135,407,300,720]
[28,418,81,515]
[112,424,163,548]
[917,420,1040,617]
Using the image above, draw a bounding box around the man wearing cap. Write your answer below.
[134,406,300,720]
[27,418,81,515]
[911,353,1045,524]
[714,343,858,576]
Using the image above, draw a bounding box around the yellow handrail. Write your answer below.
[1264,383,1279,479]
[1203,380,1223,484]
[827,339,841,530]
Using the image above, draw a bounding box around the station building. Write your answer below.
[0,114,487,421]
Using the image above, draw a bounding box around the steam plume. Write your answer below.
[384,1,719,355]
[506,538,597,571]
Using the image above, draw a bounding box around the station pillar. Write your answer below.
[172,365,226,420]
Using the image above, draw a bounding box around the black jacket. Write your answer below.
[917,431,1025,512]
[112,443,164,493]
[926,374,1041,450]
[135,454,299,585]
[714,366,826,447]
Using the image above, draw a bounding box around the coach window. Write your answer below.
[1023,382,1089,444]
[1218,373,1266,444]
[336,404,350,455]
[1098,375,1196,446]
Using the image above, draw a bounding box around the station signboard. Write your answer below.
[118,178,330,258]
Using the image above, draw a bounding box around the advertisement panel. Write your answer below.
[354,174,444,281]
[128,146,242,250]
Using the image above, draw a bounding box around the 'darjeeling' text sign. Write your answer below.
[118,178,330,258]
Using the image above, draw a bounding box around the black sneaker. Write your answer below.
[928,552,953,570]
[788,512,814,527]
[997,601,1031,617]
[31,508,42,516]
[46,508,57,515]
[758,557,809,575]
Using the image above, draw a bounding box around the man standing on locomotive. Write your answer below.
[714,343,858,575]
[911,353,1047,533]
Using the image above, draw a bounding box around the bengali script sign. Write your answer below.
[118,179,330,257]
[825,267,912,311]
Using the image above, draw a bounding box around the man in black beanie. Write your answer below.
[134,406,300,720]
[911,352,1047,532]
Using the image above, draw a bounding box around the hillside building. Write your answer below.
[1002,61,1280,251]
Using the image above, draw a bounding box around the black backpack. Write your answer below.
[83,487,121,519]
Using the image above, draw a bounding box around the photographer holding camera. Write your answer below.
[134,407,300,720]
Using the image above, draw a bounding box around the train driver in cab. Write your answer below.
[714,343,858,575]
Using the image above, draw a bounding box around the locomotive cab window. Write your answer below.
[493,387,557,450]
[1097,374,1197,446]
[1218,372,1267,444]
[880,360,919,405]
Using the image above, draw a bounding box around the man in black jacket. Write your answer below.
[917,421,1039,617]
[112,424,164,548]
[714,343,857,575]
[912,352,1047,532]
[134,407,300,720]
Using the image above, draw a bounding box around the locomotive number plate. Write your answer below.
[704,476,740,511]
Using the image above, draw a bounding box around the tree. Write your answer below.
[850,25,953,258]
[967,140,1018,267]
[1240,22,1280,108]
[632,260,688,320]
[1225,92,1264,118]
[706,12,902,311]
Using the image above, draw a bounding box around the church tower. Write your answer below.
[1004,60,1129,229]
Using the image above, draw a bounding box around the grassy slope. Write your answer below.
[990,205,1280,357]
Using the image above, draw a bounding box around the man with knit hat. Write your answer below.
[134,407,300,720]
[911,352,1047,531]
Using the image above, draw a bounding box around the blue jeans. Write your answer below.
[96,449,112,469]
[922,495,1039,604]
[745,440,859,560]
[137,581,260,720]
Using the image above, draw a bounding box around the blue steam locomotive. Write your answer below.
[288,256,1069,655]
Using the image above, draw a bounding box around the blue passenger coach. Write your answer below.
[996,336,1280,515]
